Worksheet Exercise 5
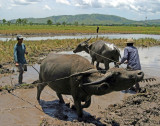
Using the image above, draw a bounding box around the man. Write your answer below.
[96,26,99,33]
[117,38,141,92]
[14,35,28,84]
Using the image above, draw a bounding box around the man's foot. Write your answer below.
[17,82,26,85]
[15,83,21,86]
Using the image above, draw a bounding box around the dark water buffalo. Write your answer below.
[73,39,121,70]
[37,54,144,117]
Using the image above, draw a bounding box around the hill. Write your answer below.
[8,14,160,25]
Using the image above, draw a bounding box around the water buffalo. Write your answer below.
[37,54,144,117]
[73,39,121,70]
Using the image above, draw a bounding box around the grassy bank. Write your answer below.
[0,37,160,64]
[1,25,160,35]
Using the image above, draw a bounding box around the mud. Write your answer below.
[0,49,160,126]
[0,68,159,126]
[0,64,14,75]
[102,83,160,126]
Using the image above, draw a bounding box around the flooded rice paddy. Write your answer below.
[1,33,160,41]
[0,37,160,125]
[0,46,159,87]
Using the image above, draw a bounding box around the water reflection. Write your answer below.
[59,46,160,77]
[1,33,160,41]
[0,46,159,87]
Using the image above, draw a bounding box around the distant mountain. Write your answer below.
[9,14,160,25]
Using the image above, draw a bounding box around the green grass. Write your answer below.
[1,25,160,35]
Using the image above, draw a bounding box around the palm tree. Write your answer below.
[7,21,11,26]
[2,19,6,25]
[22,19,28,25]
[56,22,61,26]
[74,21,79,26]
[62,21,66,26]
[16,18,22,25]
[47,19,53,25]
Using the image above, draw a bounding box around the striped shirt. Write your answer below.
[121,46,141,70]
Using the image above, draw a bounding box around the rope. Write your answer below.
[31,65,39,74]
[84,46,125,69]
[9,91,43,112]
[89,48,119,62]
[6,91,65,123]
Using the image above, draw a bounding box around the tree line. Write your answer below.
[1,18,160,27]
[0,18,81,26]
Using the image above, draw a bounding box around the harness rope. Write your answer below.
[84,46,125,70]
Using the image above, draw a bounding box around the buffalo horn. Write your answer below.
[83,72,113,86]
[84,37,91,43]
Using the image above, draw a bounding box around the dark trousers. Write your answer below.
[18,64,27,84]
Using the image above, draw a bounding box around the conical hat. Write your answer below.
[125,38,134,43]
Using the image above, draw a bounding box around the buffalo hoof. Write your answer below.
[37,99,41,103]
[71,105,76,110]
[65,102,70,107]
[59,100,65,104]
[77,114,84,121]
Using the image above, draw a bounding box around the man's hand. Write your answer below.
[15,63,19,67]
[116,62,121,65]
[124,60,128,64]
[25,51,28,55]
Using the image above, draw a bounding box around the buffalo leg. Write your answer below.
[56,93,65,103]
[104,62,109,70]
[96,62,100,69]
[91,58,95,65]
[37,83,47,101]
[81,98,91,108]
[135,83,140,93]
[114,62,119,68]
[73,98,83,117]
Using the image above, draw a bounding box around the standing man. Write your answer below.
[14,35,28,84]
[96,26,99,33]
[117,38,141,92]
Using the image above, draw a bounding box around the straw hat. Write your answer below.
[125,38,134,43]
[16,35,24,40]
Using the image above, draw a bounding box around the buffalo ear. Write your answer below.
[97,83,110,91]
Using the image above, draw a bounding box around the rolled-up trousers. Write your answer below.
[18,63,24,84]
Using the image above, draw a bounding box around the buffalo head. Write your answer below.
[73,38,91,53]
[82,68,144,95]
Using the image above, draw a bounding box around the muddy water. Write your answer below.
[1,33,160,41]
[59,46,160,77]
[1,46,158,87]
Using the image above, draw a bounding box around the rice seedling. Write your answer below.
[0,38,160,65]
[1,25,160,35]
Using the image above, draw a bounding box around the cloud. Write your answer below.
[43,5,51,10]
[11,0,42,6]
[64,0,160,14]
[56,0,70,5]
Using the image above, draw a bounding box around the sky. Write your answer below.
[0,0,160,21]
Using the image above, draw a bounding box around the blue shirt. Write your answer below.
[121,46,141,70]
[14,43,27,64]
